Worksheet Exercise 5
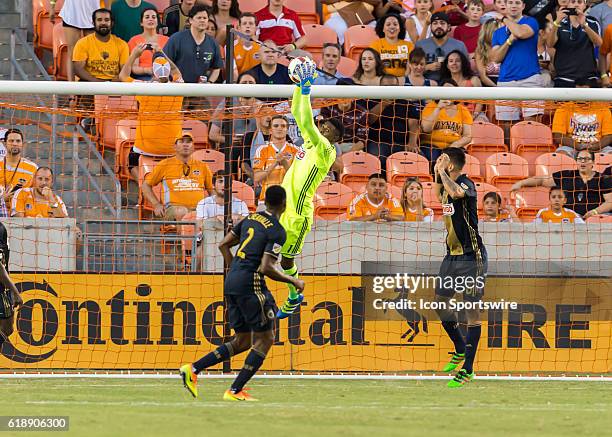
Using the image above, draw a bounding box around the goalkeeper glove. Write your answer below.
[295,62,317,95]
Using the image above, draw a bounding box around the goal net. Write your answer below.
[0,83,610,376]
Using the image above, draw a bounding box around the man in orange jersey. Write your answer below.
[252,115,299,202]
[11,167,68,218]
[347,173,404,222]
[119,46,184,181]
[233,13,260,75]
[534,187,585,223]
[0,129,38,217]
[142,132,213,221]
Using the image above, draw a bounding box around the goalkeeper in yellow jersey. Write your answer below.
[276,60,344,319]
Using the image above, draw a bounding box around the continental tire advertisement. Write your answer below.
[1,274,610,373]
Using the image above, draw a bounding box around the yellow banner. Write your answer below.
[1,274,609,373]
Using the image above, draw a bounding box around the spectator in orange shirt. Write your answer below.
[348,173,404,222]
[119,47,184,181]
[552,78,612,158]
[370,13,414,79]
[400,178,434,222]
[127,7,170,79]
[534,186,585,223]
[0,129,38,217]
[252,115,299,201]
[142,132,213,220]
[11,167,68,218]
[481,191,517,222]
[233,13,260,75]
[420,79,473,164]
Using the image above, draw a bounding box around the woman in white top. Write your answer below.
[50,0,106,81]
[405,0,433,43]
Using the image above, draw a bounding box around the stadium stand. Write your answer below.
[510,121,555,175]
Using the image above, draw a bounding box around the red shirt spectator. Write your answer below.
[255,0,307,53]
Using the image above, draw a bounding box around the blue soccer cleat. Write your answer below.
[276,293,304,319]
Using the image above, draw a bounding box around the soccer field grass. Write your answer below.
[1,378,610,437]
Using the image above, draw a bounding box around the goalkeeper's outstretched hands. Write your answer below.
[295,60,318,95]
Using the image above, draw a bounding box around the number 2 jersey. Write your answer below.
[225,212,286,295]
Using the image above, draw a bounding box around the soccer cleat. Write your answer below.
[223,389,258,401]
[447,369,474,388]
[276,293,304,319]
[442,351,465,372]
[179,364,198,398]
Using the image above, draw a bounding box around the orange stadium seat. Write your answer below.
[95,95,137,150]
[585,214,612,223]
[179,211,198,270]
[314,181,354,219]
[182,119,209,149]
[467,121,507,176]
[421,181,442,215]
[336,56,358,77]
[343,25,377,63]
[285,0,319,25]
[510,121,555,175]
[340,151,381,192]
[475,182,500,213]
[514,186,550,220]
[138,155,163,218]
[303,24,338,63]
[33,0,64,53]
[239,0,267,13]
[192,149,225,173]
[485,152,528,197]
[594,152,612,173]
[52,22,68,80]
[232,180,256,211]
[386,151,432,187]
[114,119,138,182]
[534,152,578,176]
[464,153,482,182]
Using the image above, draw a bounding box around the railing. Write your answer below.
[9,29,123,219]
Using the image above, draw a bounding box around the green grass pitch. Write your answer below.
[1,378,610,437]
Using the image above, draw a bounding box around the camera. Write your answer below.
[144,44,154,51]
[565,8,578,15]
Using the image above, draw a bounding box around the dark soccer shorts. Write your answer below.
[226,291,277,333]
[435,247,488,302]
[0,289,14,319]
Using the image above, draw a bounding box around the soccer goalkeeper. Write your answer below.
[276,60,344,319]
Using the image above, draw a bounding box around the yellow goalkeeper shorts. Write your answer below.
[280,210,312,258]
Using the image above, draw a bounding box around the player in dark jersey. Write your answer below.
[179,186,304,401]
[0,222,23,349]
[433,147,487,388]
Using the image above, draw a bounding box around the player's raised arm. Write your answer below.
[290,61,320,146]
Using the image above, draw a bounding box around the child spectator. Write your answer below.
[454,0,485,54]
[481,191,517,222]
[405,0,434,43]
[401,178,434,222]
[233,13,260,75]
[534,187,585,223]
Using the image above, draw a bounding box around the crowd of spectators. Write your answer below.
[25,0,612,224]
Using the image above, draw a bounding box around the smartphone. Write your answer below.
[565,8,578,15]
[144,43,154,51]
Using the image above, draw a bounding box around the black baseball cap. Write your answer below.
[430,11,450,24]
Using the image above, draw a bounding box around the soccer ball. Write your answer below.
[288,56,316,84]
